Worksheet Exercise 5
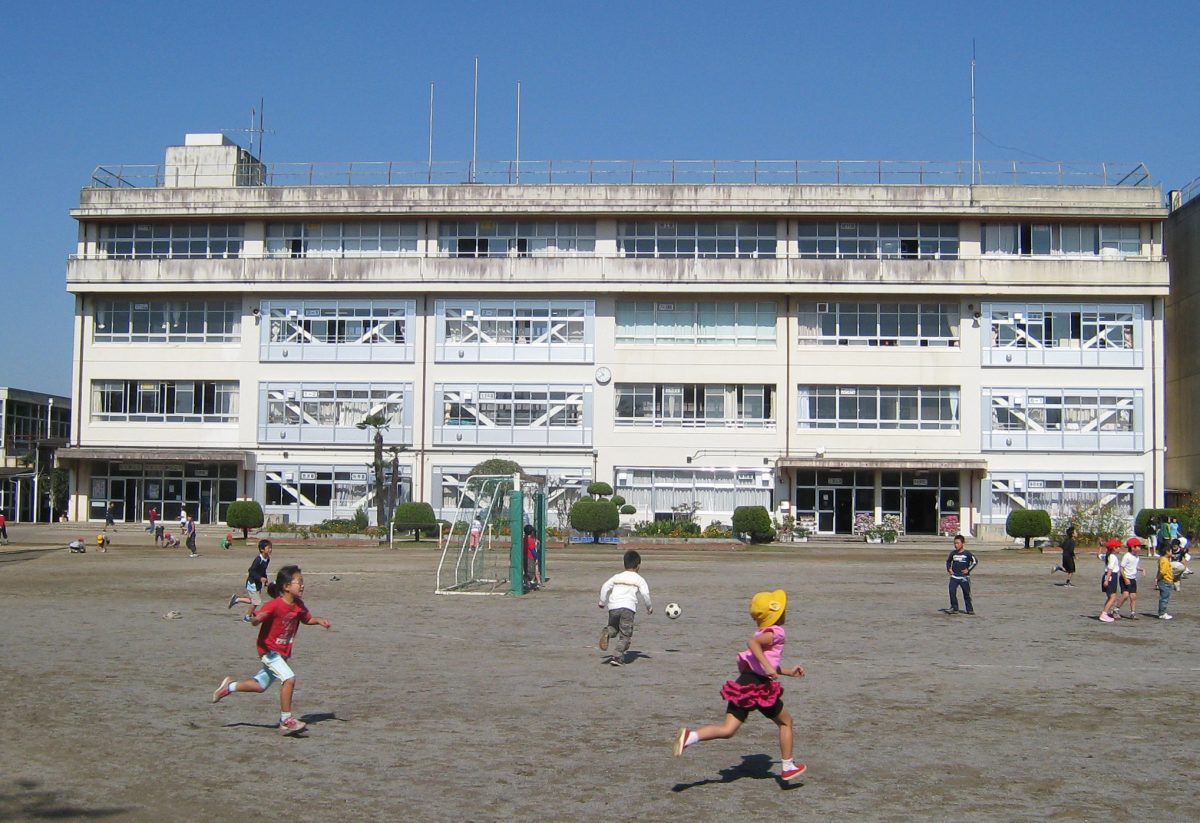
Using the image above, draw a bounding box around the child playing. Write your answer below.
[95,533,110,553]
[220,532,234,551]
[673,589,807,782]
[598,549,652,666]
[212,564,331,735]
[228,539,273,622]
[1156,544,1175,620]
[523,524,542,590]
[162,531,180,549]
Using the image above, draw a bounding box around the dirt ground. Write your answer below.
[1,534,1196,822]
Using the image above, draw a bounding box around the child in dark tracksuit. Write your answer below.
[945,534,978,614]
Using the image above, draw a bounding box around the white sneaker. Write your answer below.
[1160,613,1174,620]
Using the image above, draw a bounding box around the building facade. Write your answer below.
[1,387,71,522]
[1165,179,1200,501]
[61,134,1168,535]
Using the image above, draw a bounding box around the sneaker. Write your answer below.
[279,716,307,735]
[1099,613,1115,623]
[1173,582,1181,591]
[965,610,975,615]
[227,594,240,610]
[598,627,609,652]
[1052,565,1062,574]
[1065,581,1075,587]
[781,763,807,781]
[1160,613,1174,620]
[212,676,234,703]
[609,656,624,667]
[188,553,198,558]
[1109,611,1120,619]
[1127,613,1139,620]
[242,615,252,623]
[673,727,689,757]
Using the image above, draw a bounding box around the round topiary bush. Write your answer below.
[732,505,776,543]
[587,481,614,498]
[393,501,438,541]
[620,504,637,515]
[610,494,626,507]
[1005,509,1052,548]
[570,497,619,541]
[226,500,264,539]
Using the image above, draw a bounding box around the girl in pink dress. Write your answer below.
[672,589,807,781]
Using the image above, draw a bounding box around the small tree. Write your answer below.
[570,497,619,541]
[1006,509,1051,548]
[587,481,614,498]
[357,411,391,527]
[393,501,437,541]
[226,500,265,539]
[620,504,637,515]
[471,458,525,478]
[610,494,626,507]
[50,467,69,520]
[732,505,776,543]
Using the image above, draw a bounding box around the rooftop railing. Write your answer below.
[88,159,1153,190]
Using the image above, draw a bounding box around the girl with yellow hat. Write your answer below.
[672,589,807,781]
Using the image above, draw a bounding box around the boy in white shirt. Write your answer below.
[1115,538,1142,619]
[598,550,652,667]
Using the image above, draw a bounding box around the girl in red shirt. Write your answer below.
[211,565,331,735]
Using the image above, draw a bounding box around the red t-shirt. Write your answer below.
[255,596,312,658]
[524,534,538,559]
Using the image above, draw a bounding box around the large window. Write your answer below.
[614,467,772,516]
[986,473,1140,526]
[797,385,959,430]
[260,383,412,445]
[261,463,411,526]
[99,223,243,259]
[438,221,595,257]
[983,388,1142,452]
[616,300,777,346]
[260,300,414,362]
[91,381,238,423]
[982,303,1142,367]
[266,222,418,258]
[797,302,958,347]
[436,299,594,362]
[981,223,1141,256]
[796,221,958,260]
[615,384,775,428]
[434,465,591,524]
[618,221,776,259]
[435,384,591,447]
[94,300,240,343]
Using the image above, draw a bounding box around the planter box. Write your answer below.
[865,536,883,544]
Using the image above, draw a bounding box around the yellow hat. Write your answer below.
[750,589,787,627]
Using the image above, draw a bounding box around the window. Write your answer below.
[91,381,238,423]
[434,384,591,446]
[981,223,1141,256]
[99,224,243,259]
[438,221,595,257]
[796,222,958,260]
[614,384,775,428]
[266,222,418,258]
[261,463,405,526]
[616,301,776,345]
[614,467,771,515]
[982,303,1143,367]
[437,300,594,362]
[260,383,411,445]
[987,473,1139,525]
[982,388,1142,451]
[797,386,959,430]
[261,300,414,362]
[618,221,776,259]
[94,300,240,343]
[796,302,958,347]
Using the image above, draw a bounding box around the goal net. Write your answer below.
[436,474,524,595]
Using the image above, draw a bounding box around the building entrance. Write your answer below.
[817,487,854,534]
[904,489,939,534]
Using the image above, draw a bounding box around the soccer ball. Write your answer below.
[665,602,682,619]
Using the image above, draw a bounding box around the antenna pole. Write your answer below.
[428,81,435,184]
[471,56,479,184]
[970,41,976,185]
[515,81,521,184]
[258,98,265,161]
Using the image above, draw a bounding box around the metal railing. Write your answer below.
[88,159,1154,189]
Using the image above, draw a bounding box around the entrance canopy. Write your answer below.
[776,456,987,472]
[56,447,255,468]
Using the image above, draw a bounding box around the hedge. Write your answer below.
[226,500,264,538]
[732,505,776,544]
[1005,509,1052,548]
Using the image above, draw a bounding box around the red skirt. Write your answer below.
[720,670,782,709]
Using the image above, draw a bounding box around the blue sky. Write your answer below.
[2,0,1197,396]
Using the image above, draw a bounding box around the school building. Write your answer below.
[58,133,1169,536]
[0,387,71,522]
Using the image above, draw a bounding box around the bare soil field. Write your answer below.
[1,538,1196,822]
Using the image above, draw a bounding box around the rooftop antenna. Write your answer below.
[428,81,435,184]
[471,56,479,183]
[970,41,977,185]
[221,99,272,160]
[515,81,522,184]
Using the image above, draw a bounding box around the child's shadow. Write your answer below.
[672,754,801,792]
[223,711,345,730]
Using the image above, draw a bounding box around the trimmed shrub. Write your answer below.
[226,500,264,539]
[620,504,637,515]
[470,458,525,479]
[1133,508,1188,539]
[570,497,619,540]
[732,505,776,544]
[587,481,614,498]
[393,501,438,541]
[1006,509,1052,548]
[610,494,626,507]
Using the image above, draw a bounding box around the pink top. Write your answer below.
[736,625,786,677]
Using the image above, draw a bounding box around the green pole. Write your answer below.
[509,476,524,595]
[535,490,547,583]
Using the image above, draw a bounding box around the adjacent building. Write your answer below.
[1165,179,1200,502]
[1,387,71,522]
[60,133,1169,535]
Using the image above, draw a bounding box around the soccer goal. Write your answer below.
[435,473,545,595]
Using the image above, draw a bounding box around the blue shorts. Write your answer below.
[252,651,295,690]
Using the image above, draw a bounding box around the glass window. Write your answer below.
[266,222,418,258]
[439,221,595,257]
[616,300,777,346]
[797,302,959,347]
[100,224,243,259]
[94,300,241,343]
[796,222,957,260]
[797,385,959,430]
[91,381,238,423]
[618,221,776,259]
[615,383,774,428]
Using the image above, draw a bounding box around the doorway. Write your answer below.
[110,479,139,523]
[904,489,939,534]
[817,487,854,534]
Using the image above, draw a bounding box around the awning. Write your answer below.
[776,456,987,472]
[55,446,255,468]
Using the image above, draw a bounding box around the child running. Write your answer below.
[598,549,651,666]
[673,589,807,781]
[228,539,273,622]
[212,564,331,735]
